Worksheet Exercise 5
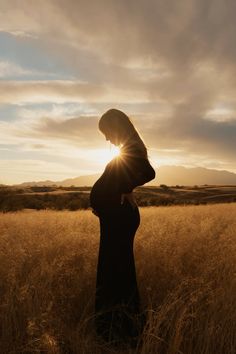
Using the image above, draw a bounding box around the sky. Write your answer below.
[0,0,236,184]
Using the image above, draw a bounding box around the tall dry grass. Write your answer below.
[0,203,235,353]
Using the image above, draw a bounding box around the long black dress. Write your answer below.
[90,141,155,344]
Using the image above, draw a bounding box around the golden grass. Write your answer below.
[0,204,235,353]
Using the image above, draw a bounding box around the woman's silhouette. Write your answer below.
[90,109,155,346]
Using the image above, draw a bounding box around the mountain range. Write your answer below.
[14,165,236,187]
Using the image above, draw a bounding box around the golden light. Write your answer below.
[99,145,120,164]
[75,146,122,173]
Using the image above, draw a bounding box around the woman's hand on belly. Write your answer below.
[121,192,138,209]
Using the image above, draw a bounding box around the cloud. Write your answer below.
[0,80,106,104]
[0,60,33,78]
[2,1,236,74]
[0,80,149,104]
[14,109,236,170]
[32,115,102,147]
[0,60,75,80]
[1,0,236,177]
[144,115,236,161]
[1,1,236,97]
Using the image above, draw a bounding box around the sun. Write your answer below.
[99,145,120,164]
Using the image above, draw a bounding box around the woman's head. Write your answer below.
[99,109,134,146]
[99,108,147,157]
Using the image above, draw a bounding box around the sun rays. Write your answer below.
[94,145,121,165]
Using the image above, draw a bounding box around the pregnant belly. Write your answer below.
[90,177,121,213]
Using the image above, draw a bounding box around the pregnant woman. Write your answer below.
[90,109,155,346]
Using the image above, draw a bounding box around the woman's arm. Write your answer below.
[116,156,156,194]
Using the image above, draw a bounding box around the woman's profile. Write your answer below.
[90,109,155,346]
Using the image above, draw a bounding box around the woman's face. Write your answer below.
[102,128,120,146]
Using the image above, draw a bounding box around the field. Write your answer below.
[0,204,236,353]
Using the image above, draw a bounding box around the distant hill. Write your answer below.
[152,166,236,186]
[17,180,58,187]
[13,166,236,187]
[58,174,101,187]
